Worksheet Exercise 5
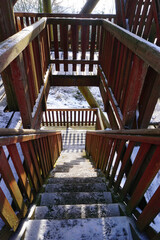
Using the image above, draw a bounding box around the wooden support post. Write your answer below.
[10,54,32,128]
[0,0,18,110]
[78,86,110,128]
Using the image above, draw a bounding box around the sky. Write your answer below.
[58,0,116,14]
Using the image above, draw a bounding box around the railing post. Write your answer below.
[0,0,19,111]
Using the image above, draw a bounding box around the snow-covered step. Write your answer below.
[45,182,108,193]
[47,177,106,185]
[35,203,121,220]
[40,192,112,206]
[24,217,133,240]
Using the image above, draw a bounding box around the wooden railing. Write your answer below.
[0,128,62,235]
[41,108,104,130]
[86,129,160,237]
[99,19,160,130]
[0,17,49,129]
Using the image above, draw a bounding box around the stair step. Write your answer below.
[47,177,106,184]
[51,165,95,173]
[40,192,112,206]
[50,169,100,178]
[45,182,107,193]
[24,217,133,240]
[35,203,121,220]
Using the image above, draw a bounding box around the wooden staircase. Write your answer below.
[14,130,148,240]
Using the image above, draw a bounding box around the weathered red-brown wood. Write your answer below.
[52,24,59,71]
[28,141,43,186]
[122,56,148,128]
[89,25,96,71]
[138,69,160,129]
[108,140,126,188]
[105,139,117,178]
[7,144,34,203]
[143,6,153,40]
[0,147,28,217]
[81,25,88,71]
[71,25,78,71]
[137,186,160,231]
[127,146,160,214]
[39,138,48,174]
[36,139,47,178]
[62,24,68,71]
[0,188,19,231]
[101,139,113,172]
[121,143,150,200]
[114,141,135,192]
[20,142,39,192]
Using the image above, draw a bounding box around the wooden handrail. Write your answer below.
[47,18,102,25]
[0,17,47,73]
[102,20,160,74]
[14,12,116,19]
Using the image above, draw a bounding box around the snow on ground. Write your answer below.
[47,86,104,110]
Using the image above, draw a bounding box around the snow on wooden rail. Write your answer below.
[0,129,62,235]
[86,130,160,235]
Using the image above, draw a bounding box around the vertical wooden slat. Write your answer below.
[53,24,59,71]
[108,140,126,188]
[52,111,55,126]
[21,142,39,192]
[0,188,19,231]
[59,111,62,126]
[89,25,96,71]
[56,111,59,126]
[71,25,78,71]
[81,25,88,71]
[0,147,27,217]
[61,24,68,71]
[7,144,34,203]
[105,139,117,178]
[36,139,47,178]
[70,111,72,126]
[28,141,43,186]
[74,111,76,126]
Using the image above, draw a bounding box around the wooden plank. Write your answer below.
[28,141,43,186]
[105,139,117,176]
[138,69,160,128]
[52,24,59,71]
[50,75,99,86]
[122,56,148,128]
[71,25,78,71]
[50,59,99,65]
[137,186,160,231]
[127,146,160,214]
[0,188,19,231]
[89,25,96,71]
[0,147,28,217]
[36,139,47,178]
[114,141,135,192]
[7,144,34,203]
[137,0,150,36]
[132,0,143,34]
[47,18,101,26]
[108,140,126,188]
[20,142,39,192]
[121,143,150,200]
[62,24,68,71]
[81,25,88,71]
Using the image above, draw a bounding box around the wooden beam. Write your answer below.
[47,18,101,26]
[50,75,100,86]
[80,0,100,14]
